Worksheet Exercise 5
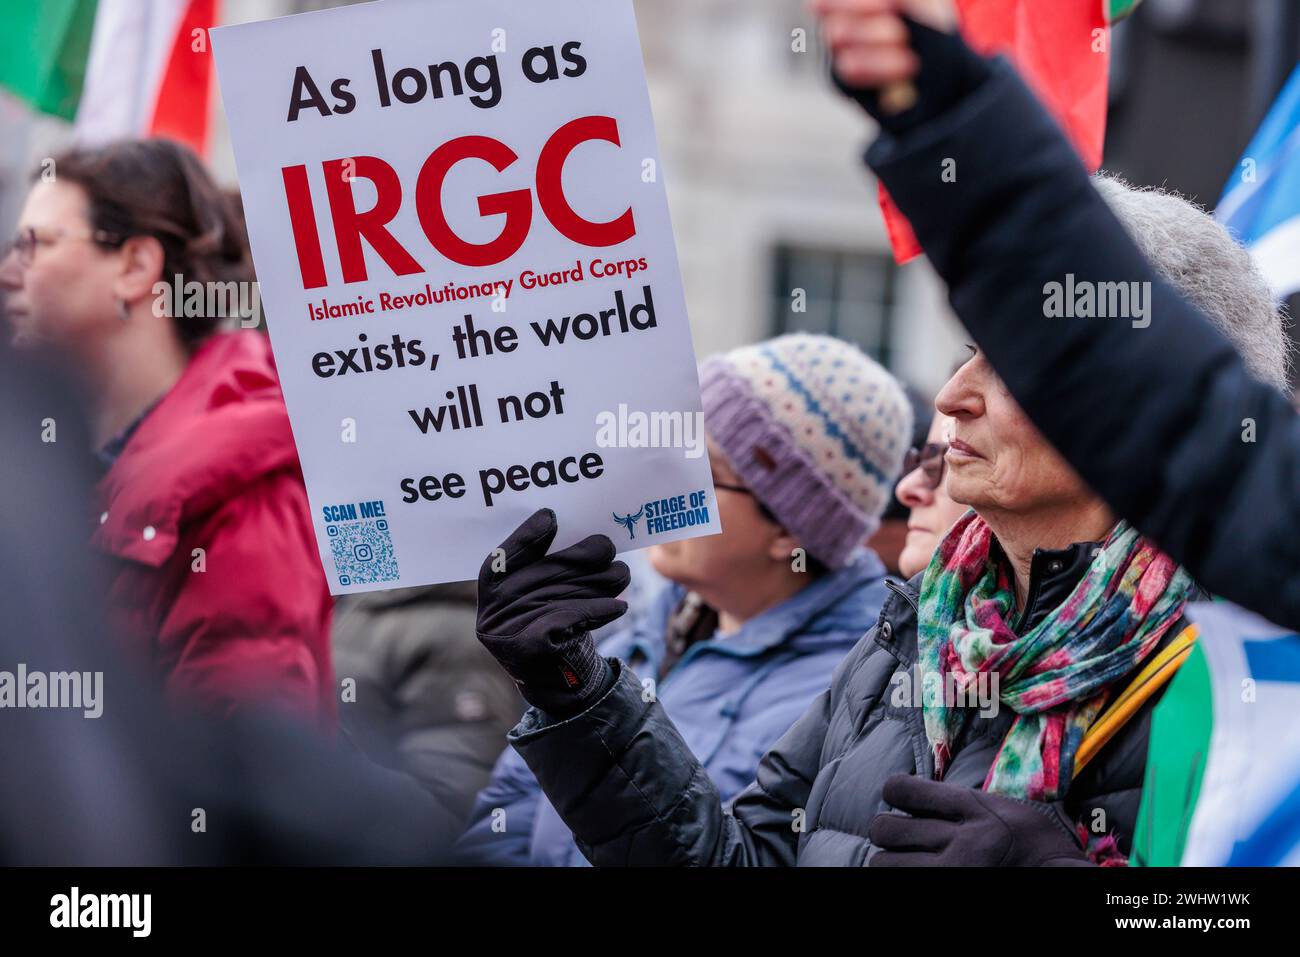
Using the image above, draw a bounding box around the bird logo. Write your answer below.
[611,506,645,539]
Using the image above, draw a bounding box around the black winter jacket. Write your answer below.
[510,543,1170,866]
[865,42,1300,629]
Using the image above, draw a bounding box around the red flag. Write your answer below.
[148,0,219,157]
[880,0,1110,263]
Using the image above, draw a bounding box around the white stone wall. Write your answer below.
[633,0,963,397]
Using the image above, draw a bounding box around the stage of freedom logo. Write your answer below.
[612,489,710,540]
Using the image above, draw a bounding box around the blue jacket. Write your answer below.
[454,549,888,865]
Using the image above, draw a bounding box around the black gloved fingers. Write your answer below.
[532,597,629,644]
[538,532,619,574]
[881,773,973,822]
[573,595,629,634]
[964,789,1082,844]
[476,563,631,635]
[507,561,630,607]
[869,810,953,852]
[532,561,631,603]
[497,536,622,597]
[478,508,559,589]
[479,596,629,643]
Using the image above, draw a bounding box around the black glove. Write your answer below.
[476,508,630,720]
[833,17,993,136]
[869,773,1091,867]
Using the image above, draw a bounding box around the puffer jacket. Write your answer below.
[93,332,335,731]
[509,541,1178,865]
[456,548,889,866]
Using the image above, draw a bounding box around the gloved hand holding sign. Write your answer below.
[476,508,630,719]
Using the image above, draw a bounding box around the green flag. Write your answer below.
[0,0,99,120]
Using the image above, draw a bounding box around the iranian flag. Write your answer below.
[879,0,1139,262]
[0,0,219,156]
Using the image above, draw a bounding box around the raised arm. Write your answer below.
[818,4,1300,627]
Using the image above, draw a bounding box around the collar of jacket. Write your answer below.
[877,539,1102,664]
[1005,538,1103,633]
[91,332,303,567]
[604,546,888,670]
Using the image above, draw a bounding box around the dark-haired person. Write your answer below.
[0,139,334,731]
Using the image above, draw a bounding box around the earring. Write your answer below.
[117,299,129,322]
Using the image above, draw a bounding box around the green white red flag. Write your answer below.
[0,0,218,156]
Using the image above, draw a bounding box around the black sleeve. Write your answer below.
[863,46,1300,630]
[507,654,837,866]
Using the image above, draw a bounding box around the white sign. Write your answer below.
[212,0,719,593]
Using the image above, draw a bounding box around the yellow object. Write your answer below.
[1073,624,1199,778]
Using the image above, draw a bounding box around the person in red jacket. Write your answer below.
[0,139,335,731]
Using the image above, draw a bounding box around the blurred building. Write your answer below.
[632,0,963,396]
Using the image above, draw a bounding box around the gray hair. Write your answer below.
[1095,173,1291,391]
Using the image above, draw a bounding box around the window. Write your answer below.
[770,244,897,368]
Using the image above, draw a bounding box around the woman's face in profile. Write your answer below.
[1,180,119,350]
[933,348,1094,519]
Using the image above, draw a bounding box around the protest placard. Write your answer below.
[212,0,718,593]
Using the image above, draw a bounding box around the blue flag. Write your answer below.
[1217,64,1300,299]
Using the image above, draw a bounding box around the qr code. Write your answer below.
[327,517,399,587]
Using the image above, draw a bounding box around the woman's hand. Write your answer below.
[869,773,1092,866]
[475,508,629,719]
[810,0,957,91]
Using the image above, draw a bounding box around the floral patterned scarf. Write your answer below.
[916,510,1193,802]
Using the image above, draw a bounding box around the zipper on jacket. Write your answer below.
[884,578,919,615]
[878,577,932,776]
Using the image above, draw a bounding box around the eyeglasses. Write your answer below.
[903,442,950,490]
[713,478,779,524]
[1,226,123,269]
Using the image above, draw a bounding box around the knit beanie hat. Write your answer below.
[699,333,912,569]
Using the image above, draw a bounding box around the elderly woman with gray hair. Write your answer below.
[461,159,1286,865]
[822,0,1300,641]
[893,172,1291,583]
